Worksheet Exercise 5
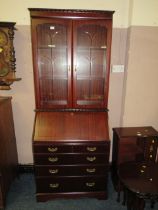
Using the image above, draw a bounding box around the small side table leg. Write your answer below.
[133,195,139,210]
[139,198,145,210]
[117,180,121,202]
[122,186,127,206]
[126,189,133,210]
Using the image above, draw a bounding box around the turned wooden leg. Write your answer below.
[138,198,145,210]
[126,189,133,210]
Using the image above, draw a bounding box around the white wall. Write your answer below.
[1,0,130,27]
[122,0,158,129]
[131,0,158,26]
[122,26,158,129]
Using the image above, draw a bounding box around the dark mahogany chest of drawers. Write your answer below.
[111,126,158,189]
[33,111,110,201]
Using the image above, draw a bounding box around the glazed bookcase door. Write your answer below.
[32,19,72,109]
[73,20,111,109]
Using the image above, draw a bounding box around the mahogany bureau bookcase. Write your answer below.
[29,8,114,202]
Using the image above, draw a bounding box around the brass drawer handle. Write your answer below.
[48,147,58,152]
[86,168,96,173]
[49,183,59,188]
[86,156,96,162]
[86,182,95,187]
[48,157,58,162]
[86,147,97,152]
[49,169,59,174]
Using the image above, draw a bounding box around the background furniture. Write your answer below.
[111,126,158,189]
[0,97,18,209]
[118,161,158,210]
[29,9,114,201]
[0,22,21,90]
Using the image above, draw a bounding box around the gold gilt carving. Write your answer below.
[0,22,21,90]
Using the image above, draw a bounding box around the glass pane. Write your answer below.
[75,23,107,106]
[37,23,68,107]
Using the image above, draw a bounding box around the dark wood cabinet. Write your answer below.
[111,126,158,189]
[33,112,110,201]
[0,97,18,209]
[29,9,114,202]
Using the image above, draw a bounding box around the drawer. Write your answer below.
[36,176,108,193]
[35,165,109,176]
[73,143,110,153]
[34,144,73,153]
[137,136,158,161]
[33,143,110,154]
[34,154,109,165]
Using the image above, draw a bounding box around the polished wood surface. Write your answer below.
[35,165,109,176]
[34,111,109,141]
[0,97,18,209]
[113,126,158,138]
[118,161,158,210]
[34,142,110,201]
[34,142,109,153]
[33,112,110,201]
[119,161,158,194]
[34,153,109,165]
[36,176,108,193]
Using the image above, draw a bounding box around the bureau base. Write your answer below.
[36,191,108,202]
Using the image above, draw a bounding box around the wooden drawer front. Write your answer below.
[143,137,158,161]
[34,154,109,165]
[33,143,110,154]
[73,143,110,153]
[36,176,107,193]
[35,165,109,176]
[34,145,72,153]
